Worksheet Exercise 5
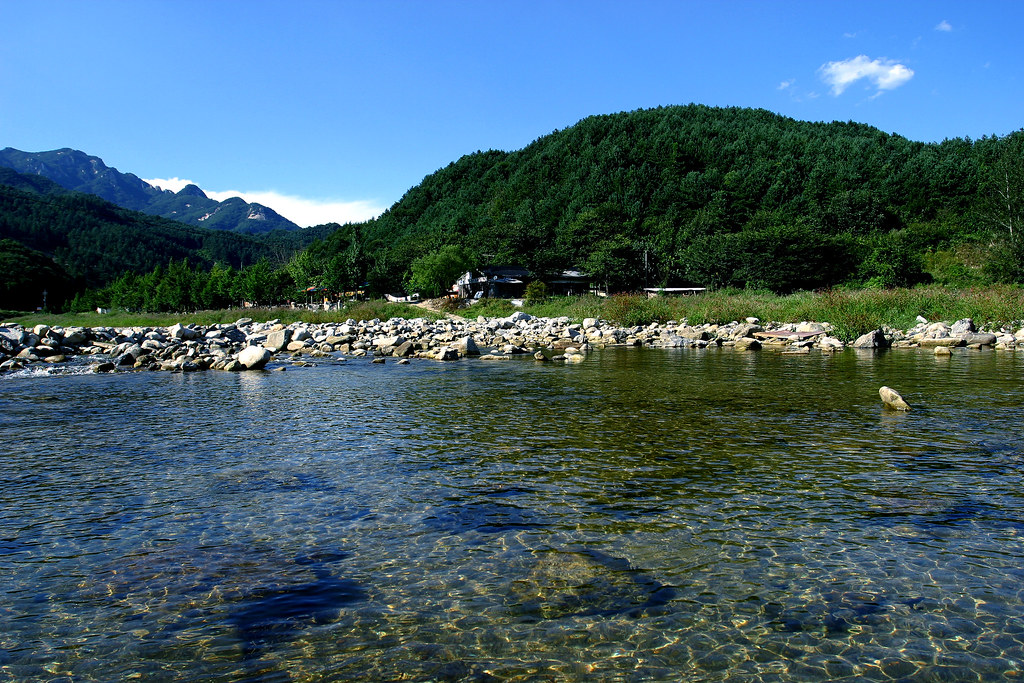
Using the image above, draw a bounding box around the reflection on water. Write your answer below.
[2,347,1023,681]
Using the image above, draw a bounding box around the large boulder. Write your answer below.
[852,329,889,349]
[508,311,533,324]
[963,333,997,347]
[393,340,416,357]
[452,336,481,356]
[168,323,199,340]
[731,323,763,339]
[950,318,976,336]
[263,329,292,352]
[435,346,459,361]
[237,346,271,370]
[879,386,911,411]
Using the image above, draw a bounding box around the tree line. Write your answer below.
[3,104,1023,313]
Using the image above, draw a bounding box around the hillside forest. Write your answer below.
[1,104,1023,313]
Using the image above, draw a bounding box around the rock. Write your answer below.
[733,337,761,351]
[582,318,598,329]
[852,329,889,349]
[950,318,976,336]
[371,357,386,364]
[435,347,459,361]
[731,323,763,339]
[237,346,271,370]
[879,386,911,411]
[916,315,928,324]
[263,329,292,352]
[934,346,953,356]
[393,340,416,357]
[919,337,962,348]
[676,326,709,341]
[963,333,997,346]
[115,352,137,366]
[168,323,199,340]
[817,336,845,351]
[534,351,549,361]
[374,335,405,349]
[508,311,532,323]
[92,362,116,373]
[452,336,481,356]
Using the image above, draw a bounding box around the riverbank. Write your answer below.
[6,286,1024,342]
[2,309,1021,375]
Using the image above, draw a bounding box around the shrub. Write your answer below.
[524,280,549,304]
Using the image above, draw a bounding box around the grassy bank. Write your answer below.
[6,286,1023,342]
[3,300,442,330]
[469,286,1024,340]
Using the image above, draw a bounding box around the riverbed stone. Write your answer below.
[452,336,481,356]
[237,346,271,370]
[853,329,889,349]
[263,329,292,352]
[733,337,761,351]
[951,318,976,336]
[963,333,997,346]
[920,337,962,348]
[879,386,911,411]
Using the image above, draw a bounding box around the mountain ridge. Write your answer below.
[0,147,301,234]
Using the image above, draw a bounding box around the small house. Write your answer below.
[456,265,531,299]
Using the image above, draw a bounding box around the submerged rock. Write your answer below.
[853,329,889,349]
[879,386,911,411]
[237,346,271,370]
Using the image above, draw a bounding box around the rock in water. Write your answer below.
[453,336,481,356]
[853,329,889,349]
[879,386,911,411]
[237,346,271,370]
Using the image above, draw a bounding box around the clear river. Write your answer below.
[1,347,1022,681]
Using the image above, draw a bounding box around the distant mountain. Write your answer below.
[0,147,301,234]
[0,167,344,310]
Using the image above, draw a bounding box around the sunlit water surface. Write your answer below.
[1,347,1023,681]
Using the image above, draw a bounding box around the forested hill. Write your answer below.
[343,104,1022,294]
[0,170,333,310]
[0,147,301,234]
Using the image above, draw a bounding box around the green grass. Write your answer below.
[3,301,442,329]
[6,287,1022,342]
[512,287,1024,340]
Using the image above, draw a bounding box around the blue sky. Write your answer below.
[1,0,1020,226]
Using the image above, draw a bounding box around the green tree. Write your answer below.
[407,245,474,298]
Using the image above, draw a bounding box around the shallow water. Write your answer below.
[2,347,1023,681]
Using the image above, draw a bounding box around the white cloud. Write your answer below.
[777,79,794,90]
[145,177,386,227]
[818,55,914,96]
[146,177,193,192]
[935,20,952,32]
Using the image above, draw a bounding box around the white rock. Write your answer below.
[237,346,271,370]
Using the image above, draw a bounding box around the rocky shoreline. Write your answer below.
[1,312,1022,374]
